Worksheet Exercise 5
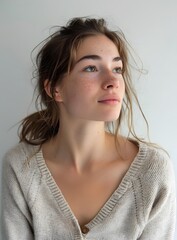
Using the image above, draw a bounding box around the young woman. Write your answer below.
[2,17,176,239]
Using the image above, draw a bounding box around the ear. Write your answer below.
[44,79,63,102]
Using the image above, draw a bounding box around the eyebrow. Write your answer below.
[76,55,122,64]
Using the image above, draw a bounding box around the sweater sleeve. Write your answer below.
[138,151,176,240]
[2,150,34,240]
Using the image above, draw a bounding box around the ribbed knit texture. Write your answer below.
[1,142,176,240]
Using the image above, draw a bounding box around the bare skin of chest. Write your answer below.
[43,137,138,227]
[46,157,132,227]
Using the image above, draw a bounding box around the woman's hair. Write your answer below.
[19,17,148,145]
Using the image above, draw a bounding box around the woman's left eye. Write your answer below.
[83,66,97,72]
[113,67,123,74]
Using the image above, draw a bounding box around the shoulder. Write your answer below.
[2,143,43,209]
[3,141,39,161]
[142,143,173,176]
[2,142,40,177]
[138,143,175,191]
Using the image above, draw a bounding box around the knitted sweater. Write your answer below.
[1,142,176,240]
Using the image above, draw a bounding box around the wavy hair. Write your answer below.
[19,17,148,145]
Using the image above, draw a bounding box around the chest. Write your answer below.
[48,161,129,227]
[31,180,141,240]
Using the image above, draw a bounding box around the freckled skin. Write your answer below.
[82,81,93,91]
[58,35,125,122]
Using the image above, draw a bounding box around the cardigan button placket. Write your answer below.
[81,225,90,234]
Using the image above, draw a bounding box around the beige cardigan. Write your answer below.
[2,142,176,239]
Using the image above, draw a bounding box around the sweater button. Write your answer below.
[81,226,89,234]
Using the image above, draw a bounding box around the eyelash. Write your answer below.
[113,67,123,74]
[83,65,97,72]
[83,65,123,74]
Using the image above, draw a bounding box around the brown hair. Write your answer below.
[19,17,148,145]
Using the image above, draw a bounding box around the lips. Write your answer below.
[98,95,121,104]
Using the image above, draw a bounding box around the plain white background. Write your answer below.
[0,0,176,239]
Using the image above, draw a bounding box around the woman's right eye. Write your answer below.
[83,66,97,72]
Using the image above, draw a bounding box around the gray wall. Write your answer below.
[1,0,176,239]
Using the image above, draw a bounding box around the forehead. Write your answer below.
[75,34,120,60]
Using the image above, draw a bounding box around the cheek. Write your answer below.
[81,81,94,91]
[64,81,94,104]
[74,78,95,95]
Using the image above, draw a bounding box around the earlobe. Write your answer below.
[44,79,63,102]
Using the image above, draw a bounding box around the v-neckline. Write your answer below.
[36,142,147,230]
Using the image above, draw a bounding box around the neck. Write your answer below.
[44,120,115,173]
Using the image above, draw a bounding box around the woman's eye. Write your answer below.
[84,66,97,72]
[113,67,123,74]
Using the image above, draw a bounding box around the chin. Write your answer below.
[97,114,120,122]
[103,112,121,122]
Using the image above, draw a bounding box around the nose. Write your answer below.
[102,73,120,90]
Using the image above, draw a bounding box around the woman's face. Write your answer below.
[58,34,125,122]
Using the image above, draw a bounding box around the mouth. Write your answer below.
[98,98,120,105]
